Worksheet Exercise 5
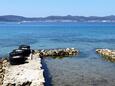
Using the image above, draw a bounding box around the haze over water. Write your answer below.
[0,22,115,86]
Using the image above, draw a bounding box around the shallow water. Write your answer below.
[0,22,115,86]
[45,55,115,86]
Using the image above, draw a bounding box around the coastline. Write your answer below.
[0,48,78,86]
[2,54,45,86]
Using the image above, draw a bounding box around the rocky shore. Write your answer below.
[0,59,9,86]
[34,48,78,57]
[96,49,115,62]
[0,48,78,86]
[2,55,45,86]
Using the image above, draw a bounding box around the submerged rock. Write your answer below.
[96,49,115,62]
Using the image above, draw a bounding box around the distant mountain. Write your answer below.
[0,15,115,22]
[0,15,26,22]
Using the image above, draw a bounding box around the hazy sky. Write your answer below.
[0,0,115,17]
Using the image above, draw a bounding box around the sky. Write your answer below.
[0,0,115,17]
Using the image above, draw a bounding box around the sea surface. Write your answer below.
[0,22,115,86]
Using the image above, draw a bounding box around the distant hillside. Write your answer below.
[0,15,26,22]
[0,15,115,22]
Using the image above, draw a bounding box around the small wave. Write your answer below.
[0,38,38,48]
[51,38,115,44]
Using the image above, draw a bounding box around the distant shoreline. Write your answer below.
[0,15,115,22]
[0,21,115,23]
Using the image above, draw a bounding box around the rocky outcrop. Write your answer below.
[0,60,3,85]
[34,48,79,57]
[1,47,78,86]
[0,59,9,85]
[96,49,115,62]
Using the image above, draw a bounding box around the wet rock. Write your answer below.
[96,49,115,62]
[58,50,66,56]
[34,48,79,57]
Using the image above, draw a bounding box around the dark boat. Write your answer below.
[9,49,27,65]
[19,45,31,57]
[9,45,31,65]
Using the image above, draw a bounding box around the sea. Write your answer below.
[0,22,115,86]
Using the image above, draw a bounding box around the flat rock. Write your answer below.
[3,56,45,86]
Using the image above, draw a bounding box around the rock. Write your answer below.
[0,60,4,86]
[3,59,8,63]
[21,81,31,86]
[51,51,57,56]
[3,57,45,86]
[58,50,66,56]
[6,83,16,86]
[34,48,79,57]
[0,59,9,86]
[0,77,3,82]
[0,69,3,73]
[0,81,3,85]
[96,49,115,62]
[111,52,115,55]
[0,64,2,69]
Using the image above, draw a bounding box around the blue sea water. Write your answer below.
[0,22,115,86]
